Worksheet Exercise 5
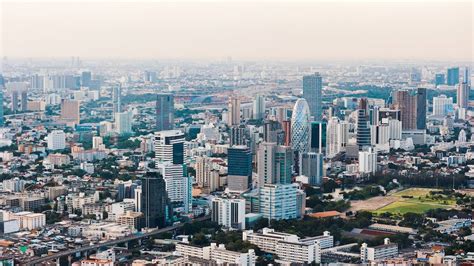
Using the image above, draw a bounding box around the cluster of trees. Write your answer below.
[342,186,384,200]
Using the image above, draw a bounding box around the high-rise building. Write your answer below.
[282,120,291,146]
[357,98,371,150]
[359,148,377,174]
[447,67,460,86]
[154,130,185,164]
[416,88,427,130]
[141,172,169,228]
[291,99,310,155]
[81,71,92,87]
[60,99,80,125]
[257,142,292,185]
[156,163,186,205]
[310,121,326,154]
[301,152,323,186]
[47,130,66,150]
[303,72,323,121]
[433,95,454,117]
[144,71,157,83]
[20,90,28,112]
[252,94,266,120]
[115,111,133,135]
[211,197,246,230]
[11,90,19,112]
[112,86,121,118]
[464,67,470,84]
[156,94,174,131]
[392,90,417,130]
[326,117,340,158]
[258,183,301,220]
[228,146,253,192]
[457,82,470,109]
[229,125,250,147]
[228,96,241,126]
[0,90,4,126]
[263,120,285,145]
[435,73,445,86]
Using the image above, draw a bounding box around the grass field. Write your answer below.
[372,188,455,215]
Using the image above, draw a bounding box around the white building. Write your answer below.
[361,238,398,262]
[114,111,133,135]
[154,130,185,163]
[359,148,377,174]
[176,242,255,266]
[211,197,246,230]
[47,130,66,150]
[433,95,454,117]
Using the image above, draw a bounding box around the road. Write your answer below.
[21,215,210,266]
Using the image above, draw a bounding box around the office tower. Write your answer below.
[81,71,92,87]
[259,183,300,220]
[358,148,377,174]
[156,94,174,131]
[112,86,121,118]
[357,98,371,150]
[310,121,326,154]
[115,111,133,135]
[47,130,66,150]
[211,197,246,230]
[195,156,220,192]
[0,90,3,126]
[303,72,323,121]
[301,152,323,186]
[392,90,417,130]
[11,90,18,112]
[263,120,285,145]
[369,106,380,126]
[30,74,44,89]
[60,99,80,125]
[435,74,445,86]
[387,118,402,140]
[144,71,157,83]
[252,94,266,120]
[141,172,169,228]
[282,120,291,146]
[228,96,241,126]
[338,121,349,150]
[156,163,185,205]
[291,99,310,155]
[410,68,421,83]
[154,130,185,164]
[464,67,470,84]
[228,146,253,192]
[273,107,289,124]
[326,117,340,158]
[257,142,292,185]
[447,67,460,86]
[370,124,390,150]
[457,82,470,109]
[377,108,401,122]
[229,125,250,147]
[433,95,454,117]
[416,88,427,130]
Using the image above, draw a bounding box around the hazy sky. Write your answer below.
[1,1,473,61]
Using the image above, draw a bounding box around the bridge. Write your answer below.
[21,215,210,266]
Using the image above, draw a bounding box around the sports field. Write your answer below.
[372,188,456,215]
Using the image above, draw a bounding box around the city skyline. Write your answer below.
[2,1,473,61]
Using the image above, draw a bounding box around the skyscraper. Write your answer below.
[154,130,185,164]
[282,120,291,146]
[310,121,326,154]
[112,86,121,118]
[303,72,323,121]
[115,111,133,135]
[291,99,310,155]
[392,90,417,130]
[263,120,285,145]
[20,90,28,111]
[326,117,340,158]
[457,82,470,109]
[433,95,454,117]
[416,88,427,130]
[301,152,323,186]
[11,90,18,112]
[257,142,293,185]
[81,71,92,87]
[228,146,253,192]
[141,172,169,228]
[252,94,266,120]
[357,98,371,150]
[464,67,470,84]
[447,67,460,86]
[229,125,250,147]
[156,94,174,131]
[228,96,241,126]
[0,90,4,126]
[435,73,445,86]
[60,99,80,125]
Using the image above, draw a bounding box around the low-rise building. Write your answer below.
[361,238,398,262]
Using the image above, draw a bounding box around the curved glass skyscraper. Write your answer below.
[291,98,310,154]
